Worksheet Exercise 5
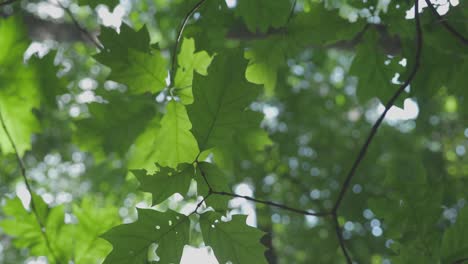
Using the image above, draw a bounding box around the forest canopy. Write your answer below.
[0,0,468,263]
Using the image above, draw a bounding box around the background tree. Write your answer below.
[0,0,467,263]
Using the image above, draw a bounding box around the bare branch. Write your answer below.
[332,0,424,213]
[211,191,331,217]
[57,1,104,50]
[332,213,352,264]
[424,0,468,45]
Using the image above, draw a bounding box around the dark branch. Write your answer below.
[332,0,423,213]
[211,191,331,217]
[0,110,61,264]
[58,2,104,50]
[424,0,468,45]
[332,213,352,264]
[169,0,209,88]
[192,193,212,215]
[195,163,330,217]
[195,161,213,192]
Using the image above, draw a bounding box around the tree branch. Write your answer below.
[211,190,331,217]
[195,163,330,217]
[0,109,61,264]
[330,1,423,260]
[332,213,352,264]
[332,0,423,214]
[57,1,104,50]
[424,0,468,45]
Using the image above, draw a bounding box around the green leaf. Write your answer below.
[0,17,40,155]
[132,163,193,205]
[196,162,231,211]
[151,101,199,168]
[287,3,364,46]
[236,0,291,33]
[187,51,261,151]
[102,209,189,264]
[29,51,67,109]
[73,90,157,158]
[105,48,168,94]
[0,195,64,261]
[212,123,272,170]
[97,24,150,54]
[200,212,267,264]
[441,208,468,263]
[174,38,213,104]
[128,116,162,172]
[70,198,120,264]
[245,38,286,96]
[349,29,404,104]
[0,195,120,263]
[95,24,167,94]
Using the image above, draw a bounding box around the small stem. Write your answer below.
[57,1,104,50]
[169,0,209,88]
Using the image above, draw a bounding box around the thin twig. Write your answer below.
[169,0,209,88]
[0,109,61,264]
[192,193,212,215]
[211,191,331,217]
[57,1,104,50]
[332,0,423,213]
[0,0,18,6]
[196,163,330,216]
[195,161,213,191]
[423,0,468,45]
[332,213,352,264]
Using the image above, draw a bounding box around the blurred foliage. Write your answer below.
[0,0,468,263]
